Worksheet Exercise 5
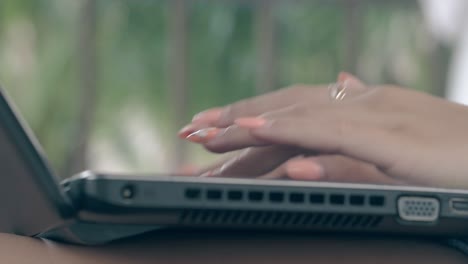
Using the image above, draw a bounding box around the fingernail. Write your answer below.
[176,164,200,176]
[337,72,353,82]
[337,71,365,90]
[186,128,220,143]
[286,159,324,181]
[199,170,214,177]
[234,117,268,129]
[192,108,223,124]
[178,124,198,138]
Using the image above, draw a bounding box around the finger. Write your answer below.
[183,75,373,153]
[178,91,306,139]
[196,156,235,177]
[191,85,330,128]
[257,156,307,180]
[241,116,399,172]
[202,104,306,152]
[182,74,369,139]
[285,155,400,185]
[178,122,212,139]
[190,72,367,128]
[176,164,200,176]
[182,126,267,153]
[209,146,303,178]
[203,125,269,153]
[338,72,366,90]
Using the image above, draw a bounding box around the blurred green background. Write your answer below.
[0,0,456,178]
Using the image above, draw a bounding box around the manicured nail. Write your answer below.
[178,124,199,138]
[186,128,220,143]
[337,71,365,90]
[338,72,353,83]
[192,108,223,124]
[176,164,200,176]
[199,170,214,177]
[285,159,324,181]
[234,117,268,129]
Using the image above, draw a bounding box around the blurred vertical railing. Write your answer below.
[62,0,98,176]
[255,0,278,94]
[343,0,362,74]
[429,41,452,97]
[168,0,189,170]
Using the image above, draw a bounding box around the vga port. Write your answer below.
[397,196,440,222]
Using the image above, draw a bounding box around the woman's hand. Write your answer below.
[177,146,303,178]
[181,75,468,188]
[179,73,385,183]
[196,85,468,188]
[179,72,366,153]
[178,146,398,185]
[205,147,399,185]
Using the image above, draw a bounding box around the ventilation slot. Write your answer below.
[183,189,387,209]
[179,210,383,229]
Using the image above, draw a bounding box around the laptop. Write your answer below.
[2,87,468,245]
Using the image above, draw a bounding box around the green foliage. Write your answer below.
[0,0,452,174]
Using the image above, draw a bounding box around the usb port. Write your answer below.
[451,199,468,213]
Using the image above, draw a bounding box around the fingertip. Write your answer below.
[285,158,324,181]
[337,71,366,89]
[337,72,351,83]
[178,124,198,138]
[185,128,220,143]
[199,170,215,177]
[176,164,200,176]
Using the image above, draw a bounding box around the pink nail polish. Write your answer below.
[186,128,220,143]
[178,124,198,138]
[234,117,268,129]
[192,108,223,124]
[337,72,366,91]
[338,72,353,83]
[199,170,214,177]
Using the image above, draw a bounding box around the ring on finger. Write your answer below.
[328,81,348,101]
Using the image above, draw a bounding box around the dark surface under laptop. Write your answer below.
[2,87,468,245]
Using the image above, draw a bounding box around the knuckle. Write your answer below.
[219,101,248,126]
[221,104,236,122]
[218,105,233,126]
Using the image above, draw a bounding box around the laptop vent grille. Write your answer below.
[179,210,383,229]
[183,188,386,208]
